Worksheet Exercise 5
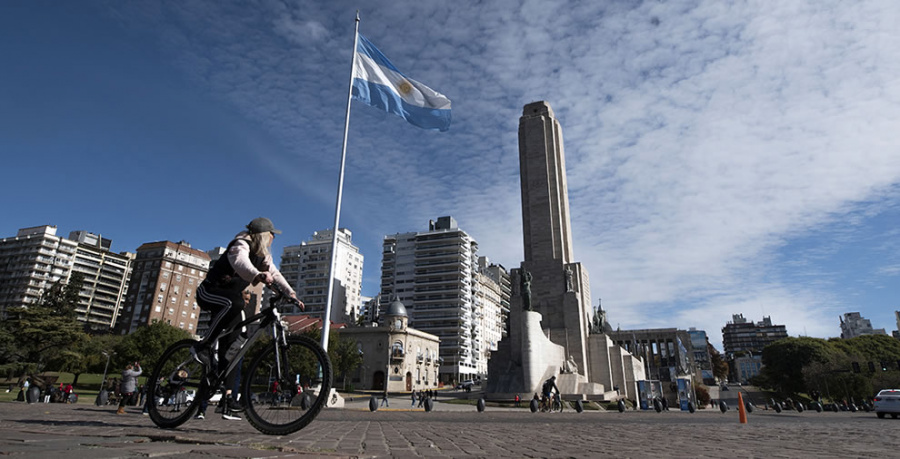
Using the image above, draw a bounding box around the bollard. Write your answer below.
[369,395,378,412]
[688,401,695,413]
[737,392,748,424]
[617,399,626,413]
[476,398,486,412]
[26,386,41,404]
[575,400,584,413]
[719,400,728,413]
[424,397,434,412]
[530,398,539,413]
[745,401,754,413]
[653,399,662,413]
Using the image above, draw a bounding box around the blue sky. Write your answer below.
[2,0,899,348]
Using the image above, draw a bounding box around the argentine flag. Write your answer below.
[352,34,451,132]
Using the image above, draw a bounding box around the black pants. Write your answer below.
[196,282,245,366]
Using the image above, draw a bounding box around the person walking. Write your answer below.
[116,363,141,414]
[380,392,389,407]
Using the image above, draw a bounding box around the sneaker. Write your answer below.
[226,399,245,413]
[190,344,210,367]
[222,412,242,421]
[194,412,205,420]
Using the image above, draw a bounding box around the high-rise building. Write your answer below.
[721,314,788,357]
[380,216,508,384]
[473,257,509,378]
[0,226,133,332]
[115,241,210,335]
[68,231,135,332]
[687,328,714,384]
[0,226,78,317]
[839,312,887,339]
[279,228,363,324]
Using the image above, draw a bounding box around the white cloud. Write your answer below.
[101,0,900,347]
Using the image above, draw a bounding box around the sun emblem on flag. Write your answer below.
[398,80,413,95]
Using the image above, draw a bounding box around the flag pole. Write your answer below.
[321,11,360,351]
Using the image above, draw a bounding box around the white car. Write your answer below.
[874,389,900,419]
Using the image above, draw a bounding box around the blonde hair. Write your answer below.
[249,231,272,258]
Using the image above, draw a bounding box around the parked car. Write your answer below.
[874,389,900,419]
[457,380,474,390]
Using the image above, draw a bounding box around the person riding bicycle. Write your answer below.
[541,375,559,411]
[191,217,302,406]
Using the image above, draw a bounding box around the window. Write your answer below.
[157,294,163,303]
[188,323,193,330]
[155,306,161,312]
[159,283,167,291]
[170,297,176,304]
[176,274,182,282]
[184,300,188,307]
[181,310,186,316]
[162,272,169,279]
[168,308,174,315]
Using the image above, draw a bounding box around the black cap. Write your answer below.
[247,217,282,234]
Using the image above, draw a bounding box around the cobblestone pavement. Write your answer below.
[1,398,897,458]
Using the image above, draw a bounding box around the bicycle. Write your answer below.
[147,286,333,435]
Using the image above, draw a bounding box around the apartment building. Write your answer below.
[0,226,133,332]
[721,313,788,357]
[379,216,508,384]
[115,241,210,335]
[279,228,363,324]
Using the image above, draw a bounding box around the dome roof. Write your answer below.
[385,299,408,317]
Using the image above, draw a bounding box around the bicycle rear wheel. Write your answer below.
[147,339,207,429]
[243,335,332,435]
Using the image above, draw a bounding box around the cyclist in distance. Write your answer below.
[541,375,560,411]
[192,217,302,394]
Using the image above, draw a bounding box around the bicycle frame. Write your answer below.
[205,298,290,394]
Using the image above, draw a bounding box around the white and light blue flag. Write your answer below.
[352,34,451,132]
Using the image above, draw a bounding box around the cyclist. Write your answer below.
[192,217,302,410]
[541,375,559,412]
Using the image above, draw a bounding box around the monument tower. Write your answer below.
[518,101,593,375]
[487,101,643,401]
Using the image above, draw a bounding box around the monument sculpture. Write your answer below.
[486,101,645,403]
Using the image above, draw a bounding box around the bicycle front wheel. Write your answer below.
[147,339,207,429]
[243,335,333,435]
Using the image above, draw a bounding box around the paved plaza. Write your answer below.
[0,396,896,458]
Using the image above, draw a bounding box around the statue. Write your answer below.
[562,355,579,374]
[590,300,612,334]
[521,270,533,311]
[565,267,574,292]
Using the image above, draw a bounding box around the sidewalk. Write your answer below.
[1,398,896,458]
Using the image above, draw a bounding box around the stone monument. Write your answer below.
[486,101,644,402]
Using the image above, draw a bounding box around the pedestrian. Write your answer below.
[411,391,416,407]
[138,384,146,408]
[417,390,425,408]
[117,362,141,414]
[63,383,73,403]
[515,394,520,407]
[381,391,389,407]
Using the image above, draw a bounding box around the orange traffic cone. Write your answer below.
[737,392,748,424]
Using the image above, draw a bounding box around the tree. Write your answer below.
[329,332,363,391]
[758,337,838,395]
[1,274,89,378]
[707,341,729,381]
[114,321,191,370]
[298,327,362,391]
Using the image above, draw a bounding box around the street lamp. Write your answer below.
[95,350,114,406]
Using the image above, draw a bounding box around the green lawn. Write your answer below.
[1,372,152,404]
